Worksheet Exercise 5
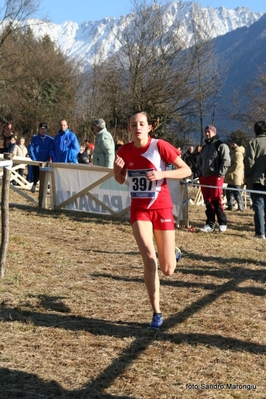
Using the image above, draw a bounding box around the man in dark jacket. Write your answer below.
[182,146,194,170]
[28,122,54,193]
[244,120,266,239]
[2,122,15,152]
[191,145,202,178]
[199,125,231,232]
[6,135,16,154]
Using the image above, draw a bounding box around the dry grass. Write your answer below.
[0,189,265,398]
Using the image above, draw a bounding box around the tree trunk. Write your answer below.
[0,154,13,278]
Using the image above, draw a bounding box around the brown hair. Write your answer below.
[129,111,152,125]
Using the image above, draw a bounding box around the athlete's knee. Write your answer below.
[143,256,157,272]
[161,263,175,277]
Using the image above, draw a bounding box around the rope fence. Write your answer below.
[182,178,265,209]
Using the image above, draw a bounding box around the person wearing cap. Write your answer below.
[224,141,245,211]
[49,119,80,164]
[244,120,266,239]
[93,118,115,168]
[198,124,231,233]
[28,122,54,193]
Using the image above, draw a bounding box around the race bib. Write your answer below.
[128,169,156,198]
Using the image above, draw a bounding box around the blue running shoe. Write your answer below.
[148,313,163,329]
[175,246,181,262]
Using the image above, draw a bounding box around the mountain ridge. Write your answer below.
[19,1,264,69]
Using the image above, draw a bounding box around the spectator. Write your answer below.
[6,135,17,185]
[2,122,15,152]
[244,120,266,239]
[13,137,28,178]
[191,145,202,179]
[93,118,115,168]
[6,135,17,154]
[78,146,85,163]
[224,141,245,211]
[78,143,94,164]
[84,138,94,149]
[199,125,231,233]
[182,146,194,170]
[28,122,54,193]
[115,139,124,154]
[49,119,80,163]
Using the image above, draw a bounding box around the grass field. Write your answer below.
[0,189,265,398]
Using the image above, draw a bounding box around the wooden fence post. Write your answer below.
[0,153,13,278]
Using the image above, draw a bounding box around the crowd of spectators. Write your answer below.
[2,118,266,239]
[0,118,117,189]
[180,120,266,238]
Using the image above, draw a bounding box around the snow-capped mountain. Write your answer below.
[25,0,264,69]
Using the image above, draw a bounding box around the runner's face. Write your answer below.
[129,113,152,142]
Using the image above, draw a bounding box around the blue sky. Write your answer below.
[37,0,266,24]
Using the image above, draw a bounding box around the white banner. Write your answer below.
[51,165,182,219]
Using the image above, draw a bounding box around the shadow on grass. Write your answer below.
[0,367,137,399]
[1,305,265,354]
[1,258,265,398]
[9,204,130,227]
[93,269,266,296]
[0,303,265,398]
[177,249,266,269]
[3,206,265,397]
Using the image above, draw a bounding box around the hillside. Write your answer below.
[213,13,266,133]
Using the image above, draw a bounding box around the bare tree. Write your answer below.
[226,129,251,147]
[0,0,40,46]
[80,0,226,146]
[246,67,266,123]
[228,66,266,134]
[188,5,229,145]
[112,0,196,125]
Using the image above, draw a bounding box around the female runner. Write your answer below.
[114,111,191,328]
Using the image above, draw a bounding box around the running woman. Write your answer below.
[113,111,191,329]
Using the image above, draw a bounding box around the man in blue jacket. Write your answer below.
[28,122,54,193]
[49,119,80,164]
